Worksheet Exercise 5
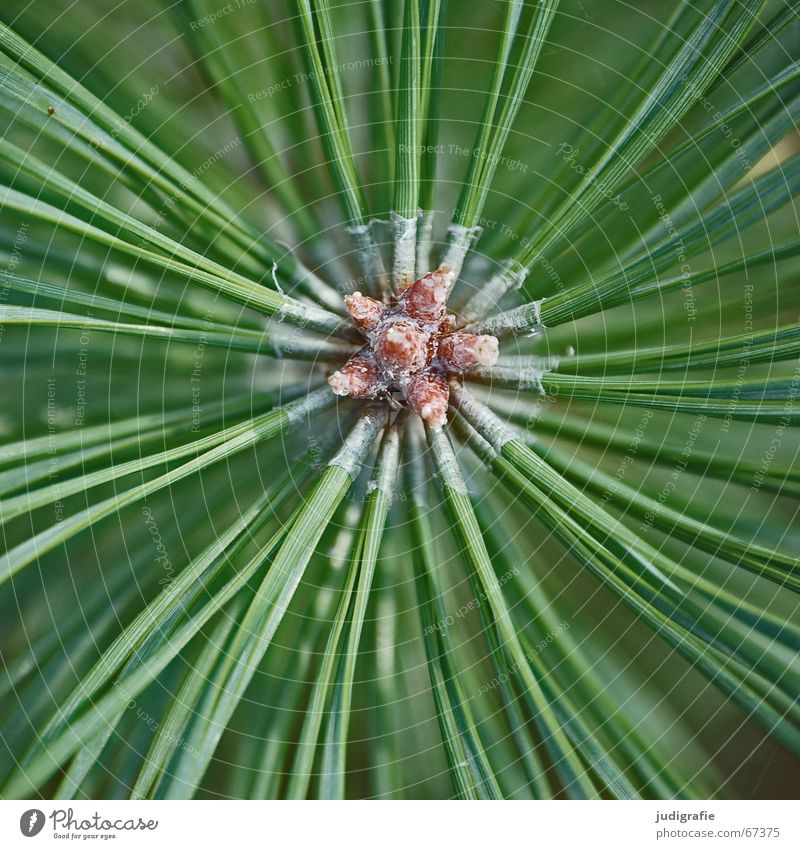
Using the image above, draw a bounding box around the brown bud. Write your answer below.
[328,354,383,398]
[374,318,430,375]
[406,369,449,429]
[344,291,386,334]
[402,266,453,322]
[438,332,499,371]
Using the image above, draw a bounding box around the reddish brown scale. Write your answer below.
[373,318,430,376]
[344,292,386,334]
[438,332,499,372]
[328,354,383,398]
[402,266,452,322]
[406,369,449,429]
[439,314,457,334]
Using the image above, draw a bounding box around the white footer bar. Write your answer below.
[1,799,795,848]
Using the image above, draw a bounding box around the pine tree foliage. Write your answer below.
[0,0,798,799]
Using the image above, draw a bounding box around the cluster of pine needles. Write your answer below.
[0,0,798,799]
